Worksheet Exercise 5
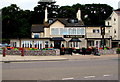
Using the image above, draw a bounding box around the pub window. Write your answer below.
[60,28,64,35]
[13,42,17,47]
[88,41,94,46]
[34,41,43,49]
[45,41,49,48]
[114,29,116,33]
[51,28,59,35]
[34,33,40,38]
[76,42,78,47]
[93,29,96,33]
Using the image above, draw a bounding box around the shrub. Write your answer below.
[116,48,120,54]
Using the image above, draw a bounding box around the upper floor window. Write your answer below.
[93,29,100,33]
[68,19,78,23]
[114,18,116,21]
[51,28,85,35]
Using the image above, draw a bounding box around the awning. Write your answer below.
[112,40,120,42]
[69,38,81,42]
[50,37,65,41]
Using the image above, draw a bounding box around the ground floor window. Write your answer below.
[69,42,79,48]
[22,41,32,48]
[12,42,17,47]
[87,41,94,46]
[45,41,49,48]
[34,41,43,49]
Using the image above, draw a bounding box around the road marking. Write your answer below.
[84,76,95,78]
[62,77,74,80]
[103,74,111,77]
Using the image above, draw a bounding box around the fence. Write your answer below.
[0,49,60,56]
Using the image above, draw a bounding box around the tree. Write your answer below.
[32,1,59,24]
[2,4,31,41]
[2,3,113,43]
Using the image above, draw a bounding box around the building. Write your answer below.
[105,9,120,48]
[10,7,112,49]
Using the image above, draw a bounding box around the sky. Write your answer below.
[0,0,120,10]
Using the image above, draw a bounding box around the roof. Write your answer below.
[47,18,84,27]
[50,37,65,41]
[69,38,81,42]
[114,9,120,15]
[106,17,111,20]
[31,24,44,32]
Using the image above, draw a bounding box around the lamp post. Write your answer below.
[101,26,105,49]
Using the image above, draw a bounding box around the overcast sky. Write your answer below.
[0,0,120,10]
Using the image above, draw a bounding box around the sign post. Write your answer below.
[101,26,105,50]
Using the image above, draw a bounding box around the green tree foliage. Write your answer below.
[2,4,31,40]
[58,3,113,25]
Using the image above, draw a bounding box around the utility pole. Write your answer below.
[101,26,105,49]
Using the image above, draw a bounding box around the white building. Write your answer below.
[105,9,120,47]
[10,8,111,49]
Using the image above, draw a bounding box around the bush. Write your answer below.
[116,48,120,54]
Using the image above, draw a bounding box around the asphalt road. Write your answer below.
[2,58,118,80]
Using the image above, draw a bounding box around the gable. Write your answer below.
[50,20,65,28]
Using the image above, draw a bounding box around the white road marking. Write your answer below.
[84,76,96,78]
[62,77,74,80]
[103,74,111,77]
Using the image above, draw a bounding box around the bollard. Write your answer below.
[3,48,6,57]
[21,48,24,56]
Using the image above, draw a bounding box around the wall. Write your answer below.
[111,12,118,40]
[44,28,50,37]
[118,15,120,40]
[86,27,110,38]
[4,49,60,56]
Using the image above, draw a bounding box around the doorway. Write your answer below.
[54,41,61,49]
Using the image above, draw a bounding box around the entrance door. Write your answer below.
[54,41,61,49]
[112,42,118,48]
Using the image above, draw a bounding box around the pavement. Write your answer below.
[0,54,119,62]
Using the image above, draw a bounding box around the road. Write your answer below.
[2,58,118,80]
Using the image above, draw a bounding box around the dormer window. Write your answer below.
[68,19,78,23]
[48,19,53,24]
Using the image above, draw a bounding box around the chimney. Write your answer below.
[44,7,48,23]
[118,1,120,8]
[76,8,81,21]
